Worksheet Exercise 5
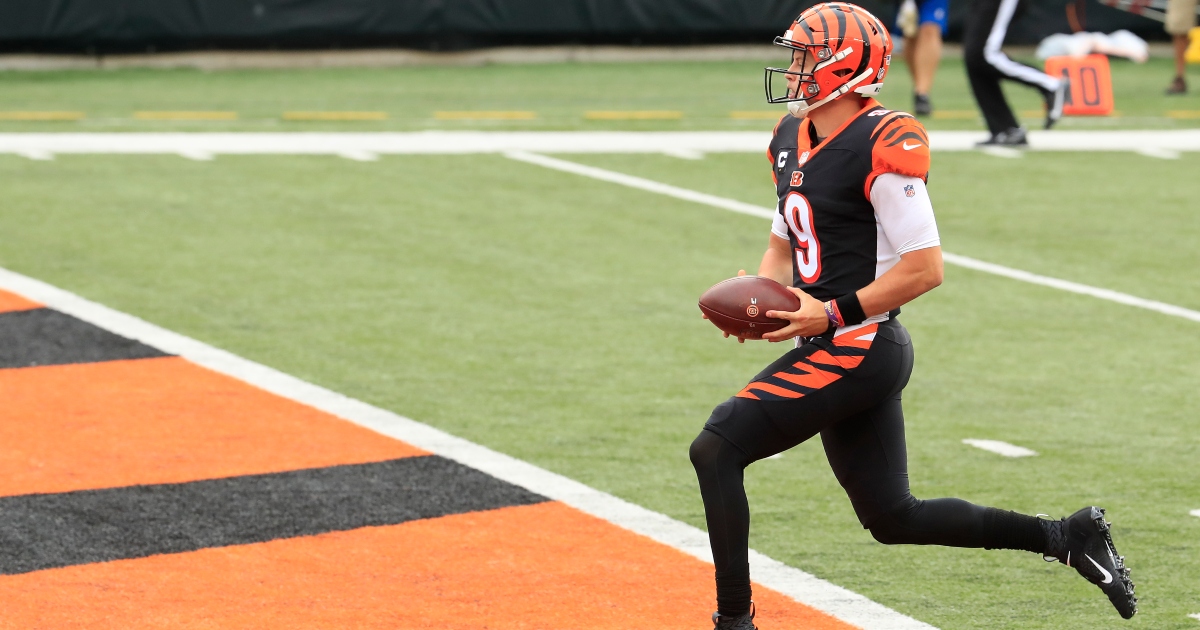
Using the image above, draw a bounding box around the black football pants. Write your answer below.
[689,319,1045,616]
[963,0,1061,134]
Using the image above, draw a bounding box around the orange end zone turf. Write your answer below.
[0,289,41,314]
[0,356,425,496]
[0,501,856,630]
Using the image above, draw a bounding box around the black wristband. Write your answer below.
[834,292,867,326]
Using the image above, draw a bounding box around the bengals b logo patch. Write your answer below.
[790,171,804,187]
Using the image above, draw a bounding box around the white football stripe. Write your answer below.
[1136,147,1180,160]
[505,150,775,220]
[941,253,1200,323]
[0,130,1198,156]
[0,265,936,630]
[1189,509,1200,518]
[1188,612,1200,621]
[962,439,1038,458]
[507,153,1200,324]
[978,146,1023,159]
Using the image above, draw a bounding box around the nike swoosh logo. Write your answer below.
[1086,554,1113,584]
[902,142,921,151]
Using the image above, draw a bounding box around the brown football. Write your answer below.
[698,275,801,340]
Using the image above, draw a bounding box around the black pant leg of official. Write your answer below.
[964,0,1020,135]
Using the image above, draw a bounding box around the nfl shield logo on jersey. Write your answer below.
[904,184,915,198]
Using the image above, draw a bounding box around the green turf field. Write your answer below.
[2,53,1199,628]
[0,141,1197,628]
[0,56,1198,132]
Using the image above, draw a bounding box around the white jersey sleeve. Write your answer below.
[869,173,940,255]
[771,211,789,240]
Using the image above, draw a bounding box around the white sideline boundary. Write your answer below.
[506,152,1200,325]
[0,265,935,630]
[962,439,1038,458]
[0,130,1199,158]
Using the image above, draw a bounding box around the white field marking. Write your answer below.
[0,266,935,630]
[0,130,1199,156]
[662,148,706,160]
[337,150,379,162]
[941,253,1200,323]
[1190,509,1200,518]
[177,149,214,161]
[979,146,1023,159]
[17,149,54,161]
[766,453,784,460]
[1137,147,1181,160]
[508,153,1200,325]
[962,439,1038,458]
[1189,612,1200,621]
[506,151,775,220]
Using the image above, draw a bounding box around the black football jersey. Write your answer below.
[767,99,930,303]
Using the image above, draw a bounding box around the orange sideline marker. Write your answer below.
[1044,54,1114,116]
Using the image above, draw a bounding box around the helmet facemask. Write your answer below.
[764,40,832,106]
[763,3,894,118]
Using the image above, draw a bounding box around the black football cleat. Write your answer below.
[1045,506,1137,619]
[913,93,933,117]
[712,603,756,630]
[976,127,1027,147]
[1042,79,1067,129]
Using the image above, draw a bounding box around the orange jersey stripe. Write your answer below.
[774,363,841,389]
[737,381,804,399]
[805,350,864,370]
[833,324,879,349]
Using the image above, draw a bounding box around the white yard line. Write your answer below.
[506,151,774,220]
[1190,509,1200,518]
[978,146,1024,159]
[962,439,1038,458]
[0,266,935,630]
[507,153,1200,324]
[940,254,1200,323]
[0,130,1199,158]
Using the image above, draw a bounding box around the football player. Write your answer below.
[692,4,1136,628]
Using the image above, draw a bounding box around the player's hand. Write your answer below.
[701,269,749,343]
[762,287,830,342]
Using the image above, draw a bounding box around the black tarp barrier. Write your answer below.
[0,0,1165,54]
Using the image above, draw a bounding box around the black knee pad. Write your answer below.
[701,397,787,462]
[689,430,718,471]
[867,514,906,545]
[865,494,921,545]
[689,426,749,475]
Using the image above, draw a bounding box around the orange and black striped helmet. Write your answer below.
[764,2,893,116]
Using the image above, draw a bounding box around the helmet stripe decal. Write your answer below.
[832,6,848,42]
[815,9,830,41]
[848,11,871,76]
[796,17,817,44]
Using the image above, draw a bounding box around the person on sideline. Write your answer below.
[1165,0,1197,93]
[895,0,948,116]
[963,0,1067,145]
